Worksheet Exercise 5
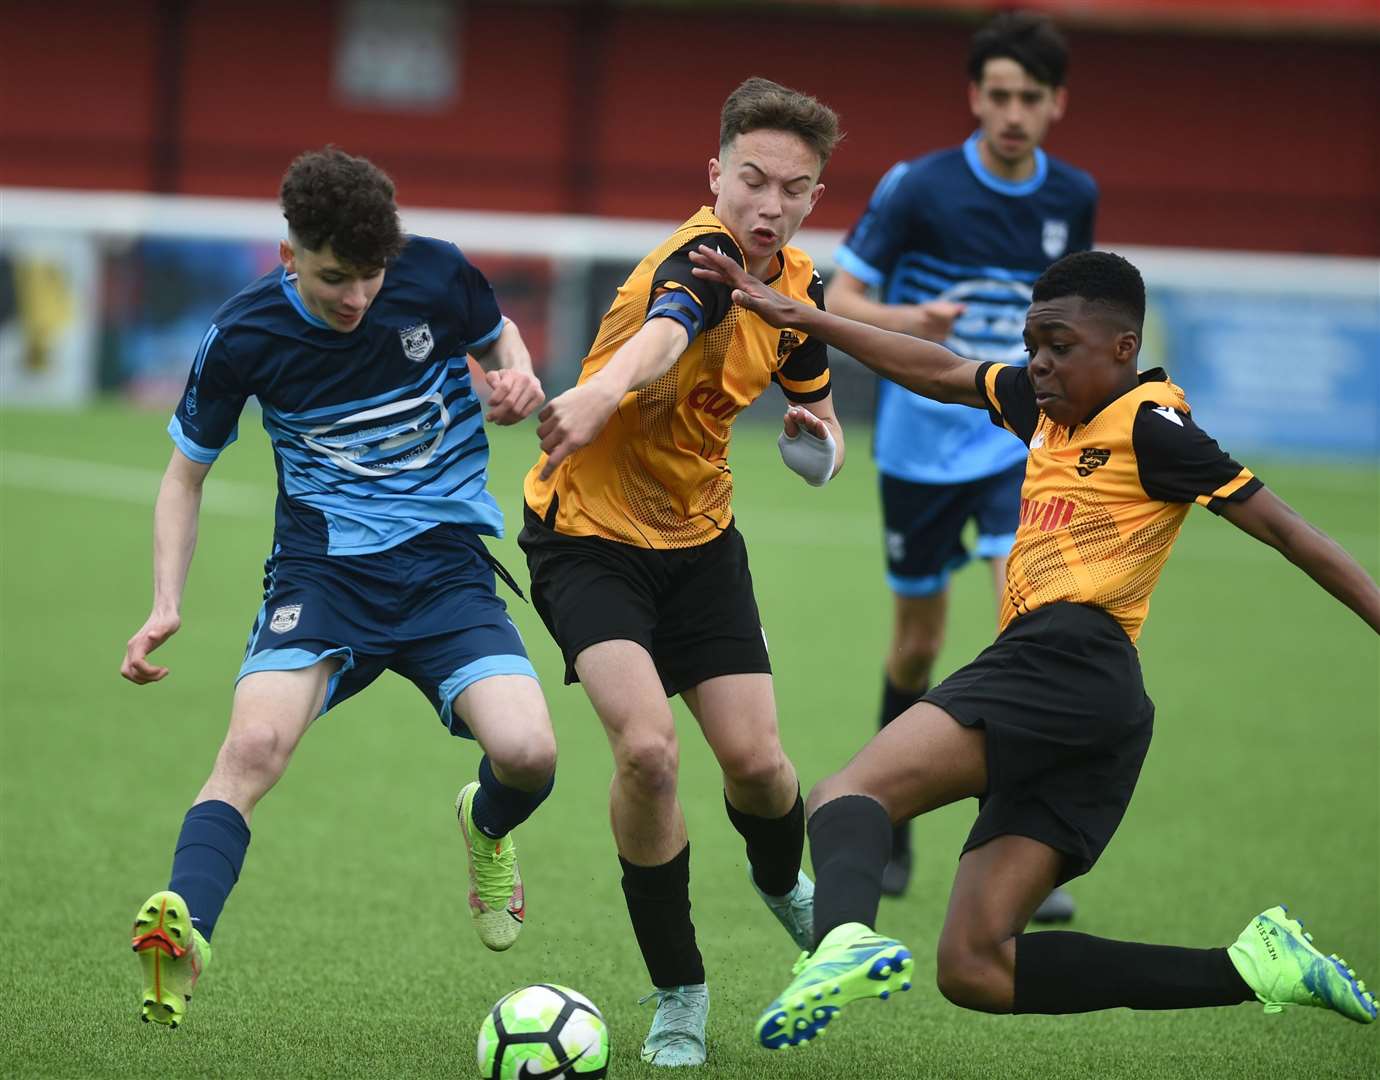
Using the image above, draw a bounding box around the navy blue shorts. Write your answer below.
[237,525,536,737]
[880,462,1026,597]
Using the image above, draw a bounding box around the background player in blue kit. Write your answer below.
[824,12,1096,918]
[120,148,557,1027]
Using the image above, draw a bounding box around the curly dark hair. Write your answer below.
[968,11,1070,88]
[1033,251,1145,330]
[280,147,405,271]
[720,77,843,170]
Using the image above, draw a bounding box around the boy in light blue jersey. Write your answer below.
[121,149,557,1027]
[825,12,1097,915]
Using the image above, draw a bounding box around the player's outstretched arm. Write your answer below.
[471,318,545,425]
[1221,486,1380,634]
[689,246,984,408]
[536,317,689,480]
[121,448,212,684]
[824,268,965,343]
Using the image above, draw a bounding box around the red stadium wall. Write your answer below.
[3,0,1377,255]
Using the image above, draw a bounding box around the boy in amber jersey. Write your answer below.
[518,78,846,1067]
[687,245,1378,1048]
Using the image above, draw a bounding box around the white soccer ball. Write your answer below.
[476,984,610,1079]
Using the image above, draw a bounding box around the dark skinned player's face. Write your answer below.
[1022,297,1140,427]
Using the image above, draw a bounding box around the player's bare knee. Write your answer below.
[221,723,290,779]
[490,734,557,789]
[894,634,941,685]
[805,771,867,815]
[935,939,1001,1011]
[614,734,679,799]
[718,745,786,795]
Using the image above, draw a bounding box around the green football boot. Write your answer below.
[639,983,709,1067]
[456,782,524,951]
[752,868,814,951]
[131,890,211,1028]
[756,922,913,1050]
[1228,905,1376,1024]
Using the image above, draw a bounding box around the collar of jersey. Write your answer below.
[963,132,1047,197]
[280,270,335,331]
[1074,367,1172,429]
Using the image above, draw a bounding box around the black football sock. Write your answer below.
[807,794,892,950]
[619,844,705,989]
[724,789,804,897]
[1013,932,1255,1013]
[879,677,926,858]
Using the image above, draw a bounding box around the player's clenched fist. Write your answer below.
[536,383,619,480]
[484,368,545,425]
[121,611,181,684]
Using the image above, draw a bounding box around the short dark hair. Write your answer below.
[968,11,1070,88]
[720,77,843,170]
[1032,251,1146,329]
[280,147,405,271]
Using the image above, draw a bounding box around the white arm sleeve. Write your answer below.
[778,424,837,487]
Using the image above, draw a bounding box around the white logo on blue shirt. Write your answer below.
[399,323,435,362]
[302,391,450,477]
[1042,220,1069,259]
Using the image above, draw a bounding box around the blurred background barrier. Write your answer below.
[2,0,1377,458]
[2,187,1377,460]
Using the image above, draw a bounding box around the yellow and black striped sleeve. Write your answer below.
[1132,402,1262,512]
[976,360,1039,444]
[773,271,831,403]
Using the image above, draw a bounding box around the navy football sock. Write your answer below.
[471,755,554,839]
[167,799,251,941]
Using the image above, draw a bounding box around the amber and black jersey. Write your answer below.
[978,362,1261,643]
[524,208,831,549]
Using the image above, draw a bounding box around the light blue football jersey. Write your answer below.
[836,132,1097,484]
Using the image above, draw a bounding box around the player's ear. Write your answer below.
[967,80,982,120]
[708,157,722,196]
[1114,330,1139,363]
[278,238,296,274]
[1050,85,1068,123]
[805,182,825,216]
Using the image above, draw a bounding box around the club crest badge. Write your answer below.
[269,604,302,634]
[777,329,801,358]
[399,323,434,362]
[1042,219,1069,259]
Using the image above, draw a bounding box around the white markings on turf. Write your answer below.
[0,452,266,517]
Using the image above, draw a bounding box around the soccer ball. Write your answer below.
[476,983,610,1079]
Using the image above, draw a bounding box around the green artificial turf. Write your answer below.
[2,404,1376,1078]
